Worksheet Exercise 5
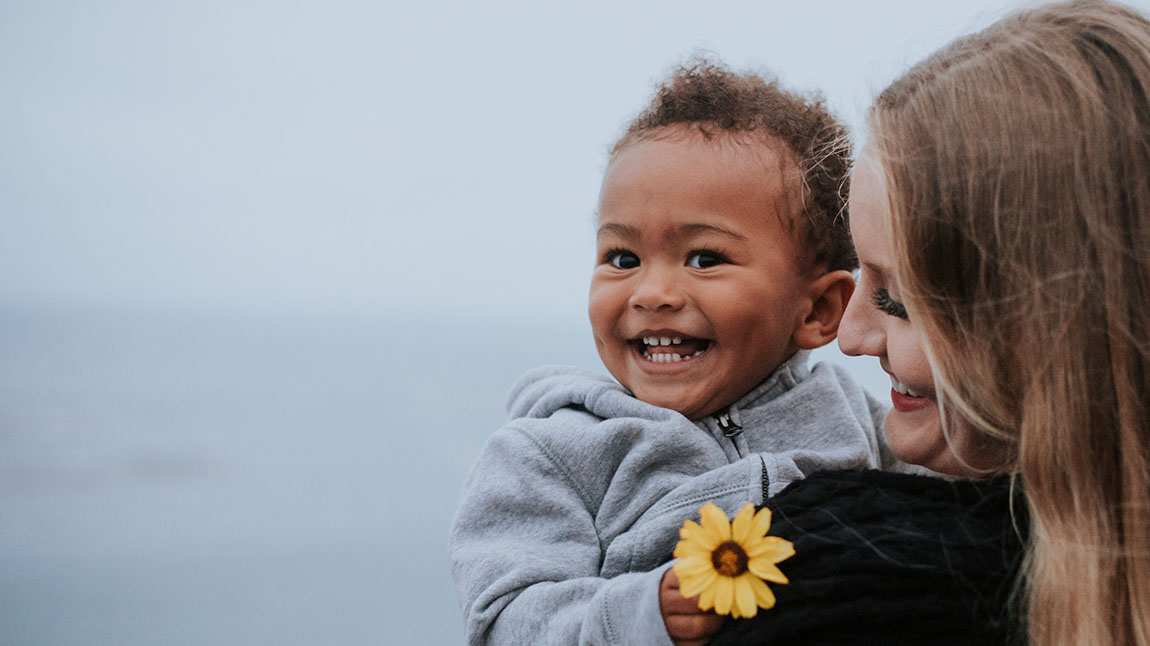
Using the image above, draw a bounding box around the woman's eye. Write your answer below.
[606,250,640,269]
[872,288,909,320]
[687,251,726,268]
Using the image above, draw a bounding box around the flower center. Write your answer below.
[711,540,748,577]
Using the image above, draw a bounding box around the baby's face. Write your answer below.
[589,132,813,420]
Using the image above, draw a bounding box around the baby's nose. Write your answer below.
[629,267,686,311]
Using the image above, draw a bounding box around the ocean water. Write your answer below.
[0,304,606,645]
[0,304,885,645]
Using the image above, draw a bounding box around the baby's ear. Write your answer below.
[793,270,855,350]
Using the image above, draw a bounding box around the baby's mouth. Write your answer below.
[630,335,712,363]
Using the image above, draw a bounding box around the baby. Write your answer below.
[450,59,908,646]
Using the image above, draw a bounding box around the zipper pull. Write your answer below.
[714,410,743,438]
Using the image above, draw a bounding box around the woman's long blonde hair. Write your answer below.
[868,1,1150,644]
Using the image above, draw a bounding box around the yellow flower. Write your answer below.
[672,502,794,619]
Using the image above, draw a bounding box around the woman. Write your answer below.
[712,1,1150,644]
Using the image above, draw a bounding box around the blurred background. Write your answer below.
[3,1,1131,643]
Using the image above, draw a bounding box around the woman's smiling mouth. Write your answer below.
[888,373,933,412]
[889,374,923,397]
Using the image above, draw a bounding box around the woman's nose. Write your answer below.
[838,291,885,357]
[629,266,686,311]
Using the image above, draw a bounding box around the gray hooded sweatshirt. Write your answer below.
[450,352,910,645]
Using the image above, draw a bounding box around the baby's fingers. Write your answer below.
[660,569,723,646]
[661,569,695,609]
[664,612,724,646]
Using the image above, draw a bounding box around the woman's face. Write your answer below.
[839,148,987,476]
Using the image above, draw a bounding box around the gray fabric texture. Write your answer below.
[449,351,917,645]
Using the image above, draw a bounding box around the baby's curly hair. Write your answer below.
[612,57,855,272]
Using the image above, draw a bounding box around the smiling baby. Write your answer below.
[450,57,914,646]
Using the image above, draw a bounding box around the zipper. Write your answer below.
[714,409,743,438]
[760,455,770,503]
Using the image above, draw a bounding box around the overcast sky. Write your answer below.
[5,0,1146,320]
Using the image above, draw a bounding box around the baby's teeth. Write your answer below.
[641,336,685,346]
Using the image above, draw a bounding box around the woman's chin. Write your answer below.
[884,406,951,471]
[884,408,1009,477]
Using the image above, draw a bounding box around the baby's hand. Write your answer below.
[659,567,724,646]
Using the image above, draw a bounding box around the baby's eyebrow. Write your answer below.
[675,223,747,241]
[596,222,637,239]
[596,222,748,242]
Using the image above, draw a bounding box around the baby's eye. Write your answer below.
[604,249,640,269]
[872,288,909,320]
[687,251,727,269]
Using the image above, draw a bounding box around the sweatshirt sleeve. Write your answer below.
[449,425,675,646]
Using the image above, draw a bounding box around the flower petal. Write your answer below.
[679,519,701,540]
[673,537,712,561]
[745,536,795,561]
[730,503,755,544]
[747,573,777,610]
[697,580,717,611]
[674,555,713,577]
[713,575,734,616]
[735,508,775,556]
[671,554,708,579]
[677,519,720,553]
[678,566,717,599]
[699,503,732,545]
[733,575,758,619]
[748,558,789,584]
[751,507,773,536]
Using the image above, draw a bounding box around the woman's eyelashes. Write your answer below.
[873,287,909,320]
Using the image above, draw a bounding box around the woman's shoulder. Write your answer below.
[772,468,1018,513]
[711,469,1027,646]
